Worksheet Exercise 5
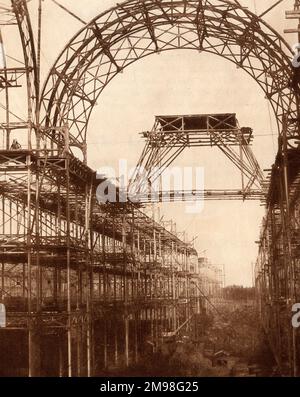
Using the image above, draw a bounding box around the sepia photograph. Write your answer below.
[0,0,300,386]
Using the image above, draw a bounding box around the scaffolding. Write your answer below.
[255,0,300,377]
[255,141,300,375]
[0,0,299,377]
[129,114,265,202]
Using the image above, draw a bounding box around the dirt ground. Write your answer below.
[123,301,276,377]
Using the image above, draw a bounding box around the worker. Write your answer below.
[10,139,22,150]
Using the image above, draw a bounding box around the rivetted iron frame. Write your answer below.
[1,0,300,377]
[129,113,265,201]
[39,0,299,161]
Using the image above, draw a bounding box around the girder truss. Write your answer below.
[129,114,265,201]
[38,0,299,159]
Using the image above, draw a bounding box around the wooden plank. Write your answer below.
[286,10,300,20]
[284,28,300,34]
[286,10,300,16]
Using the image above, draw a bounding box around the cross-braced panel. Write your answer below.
[39,0,298,159]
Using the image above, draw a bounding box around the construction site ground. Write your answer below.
[111,301,275,377]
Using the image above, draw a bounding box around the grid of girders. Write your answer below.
[2,0,300,376]
[38,0,299,160]
[129,114,265,201]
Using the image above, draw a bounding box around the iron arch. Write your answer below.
[39,0,299,160]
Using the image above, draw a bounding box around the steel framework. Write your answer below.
[0,0,299,377]
[129,114,265,201]
[256,148,300,376]
[255,0,300,377]
[39,0,299,161]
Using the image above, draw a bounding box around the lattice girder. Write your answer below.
[39,0,298,159]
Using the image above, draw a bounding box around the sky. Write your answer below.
[2,0,298,286]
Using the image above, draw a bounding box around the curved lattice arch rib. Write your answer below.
[39,0,299,161]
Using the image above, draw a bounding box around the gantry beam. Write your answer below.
[131,188,264,203]
[129,114,265,200]
[39,0,298,160]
